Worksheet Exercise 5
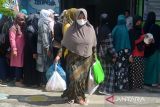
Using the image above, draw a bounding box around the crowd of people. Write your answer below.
[0,8,160,105]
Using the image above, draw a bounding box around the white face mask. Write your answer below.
[76,19,87,26]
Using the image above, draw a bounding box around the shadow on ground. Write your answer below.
[8,94,66,106]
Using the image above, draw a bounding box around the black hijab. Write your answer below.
[133,16,143,40]
[143,12,160,57]
[97,13,111,44]
[26,14,39,33]
[129,16,143,51]
[143,12,156,33]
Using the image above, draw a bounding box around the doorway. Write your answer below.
[85,5,96,26]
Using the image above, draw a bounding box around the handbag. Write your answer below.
[92,56,105,84]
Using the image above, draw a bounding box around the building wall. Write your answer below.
[136,0,160,24]
[20,0,60,14]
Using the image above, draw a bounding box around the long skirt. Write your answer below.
[23,58,39,86]
[23,46,39,86]
[61,52,93,102]
[129,56,144,89]
[98,58,115,93]
[144,50,160,85]
[114,49,130,91]
[0,56,8,80]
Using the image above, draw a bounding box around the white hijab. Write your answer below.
[38,9,54,32]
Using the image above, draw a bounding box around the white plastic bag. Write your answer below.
[88,68,99,95]
[46,64,66,91]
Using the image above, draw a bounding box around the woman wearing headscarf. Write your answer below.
[62,8,77,35]
[59,8,77,86]
[20,9,28,16]
[129,16,145,90]
[48,9,63,60]
[143,12,160,87]
[112,15,131,91]
[96,13,117,94]
[23,14,40,87]
[36,9,54,87]
[59,8,96,105]
[0,16,9,83]
[2,16,14,81]
[9,13,26,87]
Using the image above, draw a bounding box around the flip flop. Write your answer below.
[68,100,74,104]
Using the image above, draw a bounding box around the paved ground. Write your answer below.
[0,83,159,107]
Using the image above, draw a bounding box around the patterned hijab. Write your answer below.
[63,8,77,25]
[61,8,97,57]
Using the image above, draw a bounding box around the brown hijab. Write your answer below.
[61,8,97,57]
[10,13,25,35]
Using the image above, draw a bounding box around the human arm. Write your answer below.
[41,24,51,56]
[9,28,17,56]
[106,33,117,61]
[54,48,63,63]
[135,35,145,44]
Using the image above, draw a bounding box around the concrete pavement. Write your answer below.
[0,84,159,107]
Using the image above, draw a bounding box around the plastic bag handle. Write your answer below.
[54,62,58,71]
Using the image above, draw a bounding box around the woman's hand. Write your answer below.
[93,53,96,63]
[129,55,134,63]
[112,57,116,63]
[33,54,37,59]
[47,50,52,57]
[54,56,60,63]
[13,50,17,57]
[150,38,155,44]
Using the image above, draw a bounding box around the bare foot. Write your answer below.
[78,99,88,105]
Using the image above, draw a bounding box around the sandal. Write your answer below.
[68,100,74,104]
